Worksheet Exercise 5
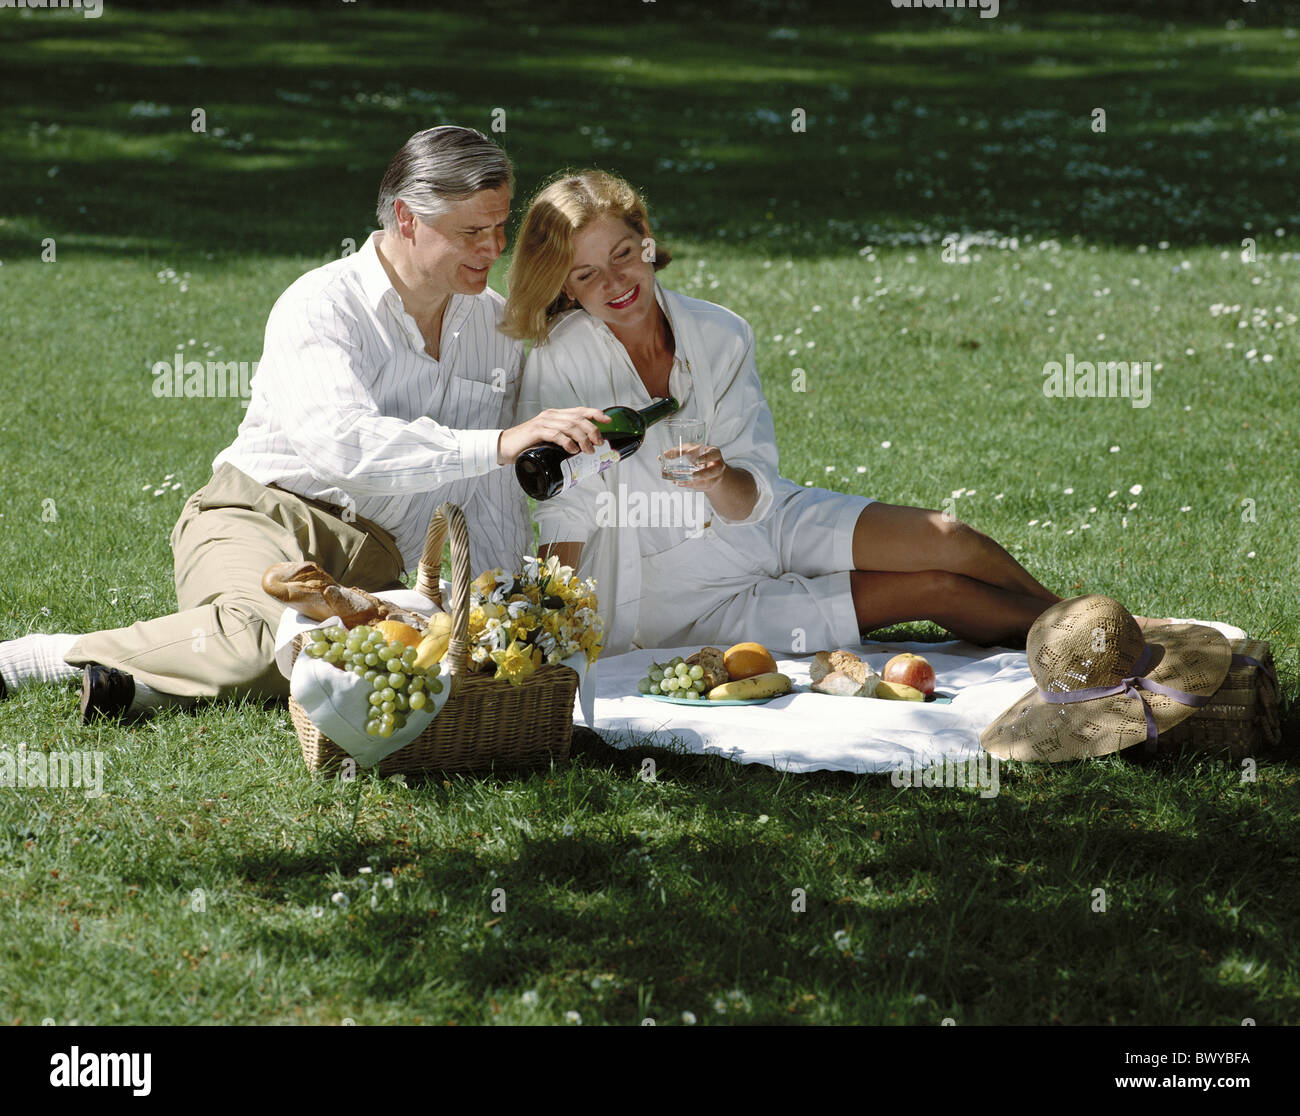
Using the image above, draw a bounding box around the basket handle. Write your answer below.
[415,502,471,693]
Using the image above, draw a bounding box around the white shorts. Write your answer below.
[634,483,874,654]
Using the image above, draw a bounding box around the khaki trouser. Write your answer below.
[64,463,405,702]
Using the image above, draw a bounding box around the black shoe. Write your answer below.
[80,664,135,723]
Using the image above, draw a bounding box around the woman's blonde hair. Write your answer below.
[503,169,671,346]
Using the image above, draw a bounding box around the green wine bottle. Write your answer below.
[516,397,682,500]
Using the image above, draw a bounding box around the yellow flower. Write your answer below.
[481,601,506,621]
[467,606,487,640]
[473,568,503,595]
[578,626,603,663]
[490,639,540,685]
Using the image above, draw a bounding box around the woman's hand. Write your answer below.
[498,407,610,465]
[661,444,758,521]
[663,443,725,492]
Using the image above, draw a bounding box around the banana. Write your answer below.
[707,672,792,701]
[413,612,454,672]
[875,679,925,701]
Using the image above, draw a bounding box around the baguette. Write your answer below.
[260,561,339,621]
[262,561,441,630]
[322,584,383,628]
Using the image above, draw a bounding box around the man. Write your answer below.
[0,125,605,720]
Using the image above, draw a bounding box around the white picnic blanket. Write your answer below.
[583,618,1246,774]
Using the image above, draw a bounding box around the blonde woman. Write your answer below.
[506,169,1062,657]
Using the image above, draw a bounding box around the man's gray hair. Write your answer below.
[376,126,514,232]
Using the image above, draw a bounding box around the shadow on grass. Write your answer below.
[1,3,1297,259]
[214,759,1295,1021]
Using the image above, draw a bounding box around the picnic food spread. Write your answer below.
[638,641,793,701]
[636,641,940,705]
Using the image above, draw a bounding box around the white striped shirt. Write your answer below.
[213,230,530,576]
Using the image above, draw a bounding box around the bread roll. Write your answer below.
[686,646,728,691]
[811,670,873,697]
[810,651,836,684]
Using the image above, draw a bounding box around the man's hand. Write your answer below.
[497,407,610,465]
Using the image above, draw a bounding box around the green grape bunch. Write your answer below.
[304,624,444,738]
[637,656,707,700]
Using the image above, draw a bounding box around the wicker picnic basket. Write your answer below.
[288,502,580,775]
[1151,637,1281,760]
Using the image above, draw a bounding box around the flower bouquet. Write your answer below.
[463,554,604,683]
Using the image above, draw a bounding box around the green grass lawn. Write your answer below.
[0,1,1296,1026]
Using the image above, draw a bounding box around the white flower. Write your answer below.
[331,892,349,909]
[521,990,539,1007]
[1129,484,1142,495]
[681,1011,697,1025]
[565,1011,582,1025]
[881,441,891,449]
[1109,445,1120,453]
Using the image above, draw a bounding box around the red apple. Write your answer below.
[882,653,936,696]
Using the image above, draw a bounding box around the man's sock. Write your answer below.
[0,634,81,692]
[129,679,196,715]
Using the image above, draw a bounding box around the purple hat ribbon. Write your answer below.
[1037,645,1214,751]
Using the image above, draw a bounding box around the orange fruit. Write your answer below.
[723,641,778,681]
[374,619,424,649]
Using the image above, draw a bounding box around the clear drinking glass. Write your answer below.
[660,417,706,482]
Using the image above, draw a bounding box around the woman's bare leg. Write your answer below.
[851,504,1060,604]
[850,569,1051,646]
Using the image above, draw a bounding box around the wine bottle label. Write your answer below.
[561,446,622,489]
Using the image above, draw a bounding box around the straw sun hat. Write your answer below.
[980,595,1232,762]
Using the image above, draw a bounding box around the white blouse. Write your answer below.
[518,279,785,653]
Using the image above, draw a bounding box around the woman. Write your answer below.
[505,169,1062,657]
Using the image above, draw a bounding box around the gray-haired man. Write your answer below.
[0,126,606,718]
